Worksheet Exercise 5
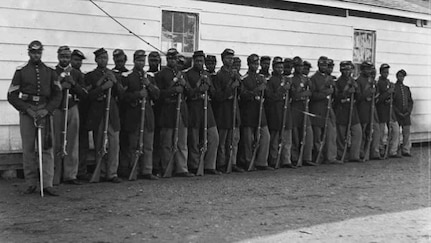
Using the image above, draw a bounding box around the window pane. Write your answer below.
[162,10,198,53]
[183,34,194,53]
[185,14,196,34]
[162,11,173,32]
[173,12,184,33]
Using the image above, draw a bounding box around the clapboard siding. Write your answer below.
[0,0,430,153]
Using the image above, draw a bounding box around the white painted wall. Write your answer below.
[0,0,429,152]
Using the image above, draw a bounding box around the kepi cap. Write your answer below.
[293,56,303,67]
[28,40,43,51]
[113,49,126,57]
[360,61,373,70]
[380,63,390,71]
[318,56,328,65]
[94,48,107,57]
[340,61,352,71]
[247,54,259,64]
[396,69,407,77]
[205,55,216,62]
[221,48,235,59]
[148,51,160,60]
[71,49,86,59]
[57,45,71,55]
[166,48,179,58]
[272,56,283,65]
[133,50,146,60]
[260,56,271,62]
[233,57,241,64]
[327,59,334,67]
[193,50,205,59]
[303,60,312,68]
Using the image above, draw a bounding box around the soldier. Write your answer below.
[71,49,86,71]
[53,46,87,185]
[393,69,413,157]
[356,62,381,160]
[302,61,312,77]
[376,64,400,158]
[7,40,62,196]
[148,51,161,73]
[290,56,314,166]
[156,48,194,177]
[232,57,242,75]
[85,48,122,183]
[326,59,337,80]
[309,56,340,164]
[283,58,293,76]
[205,55,217,75]
[112,49,129,74]
[185,50,221,175]
[259,56,271,79]
[239,54,272,170]
[265,57,295,168]
[212,49,244,172]
[122,50,159,180]
[334,61,362,162]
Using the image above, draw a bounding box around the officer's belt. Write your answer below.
[20,93,47,103]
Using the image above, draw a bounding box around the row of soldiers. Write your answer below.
[7,40,413,196]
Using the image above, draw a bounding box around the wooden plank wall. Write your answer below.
[0,0,429,153]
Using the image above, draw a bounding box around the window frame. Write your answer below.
[352,29,376,78]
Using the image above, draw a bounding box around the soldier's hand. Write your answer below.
[370,87,376,94]
[348,87,356,93]
[142,77,150,87]
[302,90,312,97]
[139,88,148,98]
[173,85,184,94]
[388,86,395,94]
[231,80,240,89]
[281,81,290,91]
[65,75,75,86]
[36,109,49,118]
[323,87,333,95]
[61,81,72,90]
[255,83,266,92]
[106,72,117,83]
[199,83,209,92]
[101,80,114,90]
[26,108,37,118]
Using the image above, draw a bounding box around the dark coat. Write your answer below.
[155,66,188,128]
[55,65,87,109]
[356,75,379,124]
[184,67,217,129]
[290,73,311,127]
[264,73,292,131]
[376,76,394,123]
[122,68,160,132]
[334,75,360,126]
[309,71,334,127]
[239,72,267,128]
[85,67,121,132]
[212,66,240,129]
[393,81,413,126]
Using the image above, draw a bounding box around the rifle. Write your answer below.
[163,71,184,178]
[297,80,310,167]
[226,70,240,174]
[247,86,265,172]
[90,71,112,183]
[315,84,333,164]
[383,85,393,159]
[129,73,148,181]
[196,89,208,176]
[362,78,376,162]
[341,91,355,162]
[274,76,289,169]
[59,88,69,159]
[35,119,44,197]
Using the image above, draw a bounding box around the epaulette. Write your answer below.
[121,70,133,77]
[16,63,27,70]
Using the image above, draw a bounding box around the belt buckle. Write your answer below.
[33,96,40,102]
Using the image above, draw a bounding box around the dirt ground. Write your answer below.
[0,145,430,243]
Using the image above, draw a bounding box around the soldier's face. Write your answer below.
[71,56,83,69]
[193,56,205,71]
[294,65,304,74]
[341,69,351,77]
[318,64,328,73]
[248,61,259,72]
[95,53,109,68]
[134,57,146,70]
[28,50,42,63]
[114,55,126,68]
[222,55,234,68]
[396,74,405,82]
[273,63,283,75]
[326,66,334,75]
[380,68,389,79]
[302,66,310,76]
[283,64,292,75]
[167,56,177,68]
[148,58,160,70]
[260,60,270,71]
[58,54,71,67]
[205,61,216,72]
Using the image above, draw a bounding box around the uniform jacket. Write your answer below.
[290,73,311,127]
[356,75,379,124]
[334,75,360,126]
[264,73,292,131]
[8,61,62,114]
[309,71,334,127]
[85,67,121,132]
[376,76,396,123]
[393,81,413,126]
[184,67,216,129]
[155,66,189,128]
[212,66,240,129]
[239,71,267,128]
[55,65,87,109]
[122,68,160,132]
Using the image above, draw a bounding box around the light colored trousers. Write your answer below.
[336,123,362,161]
[240,126,270,167]
[216,128,240,168]
[188,127,219,170]
[268,129,292,166]
[160,118,189,174]
[128,129,154,175]
[400,125,411,154]
[94,122,120,180]
[379,121,400,156]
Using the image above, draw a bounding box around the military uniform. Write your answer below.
[53,46,88,184]
[184,52,219,173]
[393,70,413,156]
[7,41,62,192]
[238,54,271,169]
[85,48,122,182]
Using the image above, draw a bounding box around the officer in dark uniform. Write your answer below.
[356,62,381,160]
[184,50,221,175]
[8,40,62,196]
[232,57,242,75]
[71,49,86,71]
[393,69,413,156]
[265,56,295,168]
[303,61,312,77]
[53,46,88,185]
[239,54,272,170]
[212,48,243,172]
[309,56,340,164]
[85,48,122,183]
[259,56,271,79]
[205,55,217,75]
[290,56,314,166]
[376,63,400,158]
[148,51,161,73]
[156,48,194,177]
[283,58,293,76]
[122,50,160,180]
[334,61,362,162]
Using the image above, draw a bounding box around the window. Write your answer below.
[353,29,376,77]
[162,10,198,54]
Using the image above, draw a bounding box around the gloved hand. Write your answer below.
[61,81,72,89]
[26,108,37,118]
[106,72,117,83]
[139,88,148,98]
[101,80,114,90]
[231,80,240,89]
[64,75,75,86]
[36,109,49,119]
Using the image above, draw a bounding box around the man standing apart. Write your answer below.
[8,40,62,195]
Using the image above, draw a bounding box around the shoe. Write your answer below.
[109,177,122,183]
[327,159,343,164]
[76,174,90,181]
[281,164,297,169]
[402,153,412,157]
[23,185,37,194]
[175,172,195,177]
[389,154,402,158]
[43,187,60,196]
[139,174,159,180]
[63,179,82,185]
[256,166,275,171]
[349,159,362,163]
[370,156,382,160]
[188,168,197,174]
[303,161,318,166]
[232,165,245,173]
[204,169,222,175]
